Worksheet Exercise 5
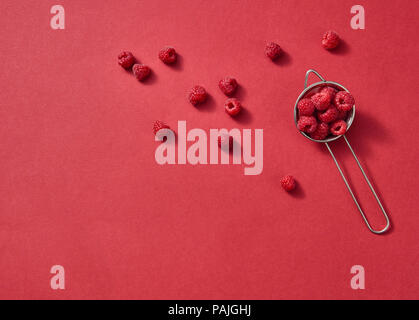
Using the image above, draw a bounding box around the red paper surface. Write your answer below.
[0,0,418,299]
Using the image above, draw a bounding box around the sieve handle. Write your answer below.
[325,136,390,234]
[304,69,326,88]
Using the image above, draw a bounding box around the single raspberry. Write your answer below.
[311,91,332,111]
[280,175,296,192]
[217,134,234,149]
[317,105,338,123]
[321,86,337,100]
[336,108,348,120]
[310,122,329,140]
[265,42,282,60]
[297,98,315,116]
[330,120,347,136]
[188,85,207,106]
[334,91,355,112]
[322,30,340,50]
[118,51,135,69]
[219,77,238,96]
[297,116,318,133]
[224,98,242,116]
[132,64,151,81]
[153,121,170,141]
[158,46,177,64]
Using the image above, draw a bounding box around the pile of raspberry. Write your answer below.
[296,86,354,140]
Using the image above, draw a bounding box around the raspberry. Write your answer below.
[280,175,296,192]
[310,122,329,140]
[330,120,347,136]
[217,134,234,149]
[317,105,338,123]
[219,77,238,96]
[132,64,151,81]
[334,91,355,112]
[321,86,337,100]
[153,121,170,141]
[158,46,177,64]
[336,108,348,120]
[311,91,332,111]
[322,30,340,50]
[118,51,135,69]
[297,98,315,116]
[188,85,207,106]
[265,42,282,60]
[297,116,318,133]
[224,98,242,116]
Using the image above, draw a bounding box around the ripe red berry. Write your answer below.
[310,122,329,140]
[265,42,282,60]
[336,108,348,120]
[280,175,296,192]
[311,91,332,111]
[317,105,338,123]
[217,134,234,149]
[322,30,340,50]
[297,116,318,133]
[321,86,337,100]
[188,85,207,106]
[297,98,315,116]
[118,51,135,69]
[219,77,238,96]
[334,91,355,112]
[330,120,347,136]
[153,121,170,141]
[158,46,177,64]
[224,98,242,116]
[132,64,151,81]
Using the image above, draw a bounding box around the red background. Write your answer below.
[0,0,418,299]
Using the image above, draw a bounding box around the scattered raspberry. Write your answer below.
[317,105,338,123]
[322,30,340,50]
[334,91,355,112]
[188,85,207,106]
[224,98,242,116]
[217,134,234,149]
[297,98,315,116]
[158,46,177,64]
[330,120,347,136]
[265,42,282,60]
[280,175,296,192]
[336,108,348,120]
[153,121,170,140]
[219,77,238,96]
[132,64,151,81]
[118,51,135,69]
[297,116,318,133]
[310,122,329,140]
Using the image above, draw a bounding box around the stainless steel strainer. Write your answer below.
[294,69,390,234]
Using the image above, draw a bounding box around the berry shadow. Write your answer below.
[196,93,217,112]
[232,107,253,125]
[330,39,350,55]
[234,85,247,101]
[272,50,292,67]
[290,180,305,199]
[170,53,184,71]
[141,69,158,85]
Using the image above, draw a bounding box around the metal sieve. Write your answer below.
[294,69,390,234]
